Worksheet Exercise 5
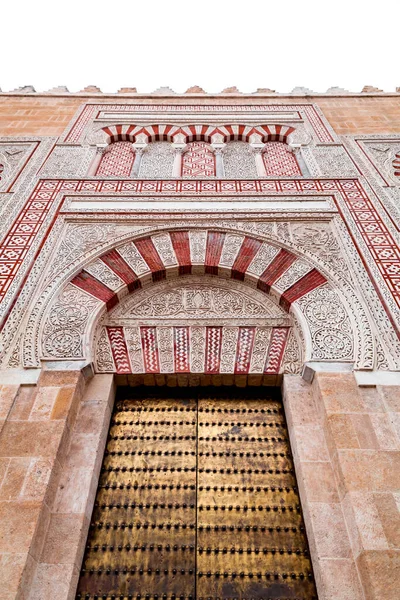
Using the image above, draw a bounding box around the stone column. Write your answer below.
[290,144,310,177]
[87,145,106,176]
[172,145,185,177]
[131,145,146,177]
[212,145,225,177]
[251,145,268,177]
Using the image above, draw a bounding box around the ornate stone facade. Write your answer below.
[0,93,399,600]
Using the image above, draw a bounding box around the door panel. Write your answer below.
[76,389,317,600]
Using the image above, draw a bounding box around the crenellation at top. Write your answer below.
[1,84,400,97]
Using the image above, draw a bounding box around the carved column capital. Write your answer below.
[251,144,268,177]
[211,144,226,155]
[132,144,147,155]
[131,145,147,177]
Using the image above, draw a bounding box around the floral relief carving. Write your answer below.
[219,327,239,373]
[42,284,101,359]
[157,327,174,373]
[151,234,177,266]
[190,326,207,372]
[223,141,258,178]
[296,285,354,361]
[291,223,350,281]
[45,223,117,285]
[0,143,34,192]
[219,234,244,268]
[311,146,359,177]
[189,230,207,265]
[139,142,175,178]
[85,259,124,291]
[274,261,312,292]
[125,326,145,373]
[249,328,271,373]
[39,146,96,178]
[282,327,302,374]
[109,279,285,322]
[95,327,114,372]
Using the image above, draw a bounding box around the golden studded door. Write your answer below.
[76,388,318,600]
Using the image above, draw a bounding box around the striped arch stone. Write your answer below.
[70,229,327,316]
[39,227,356,375]
[102,124,296,145]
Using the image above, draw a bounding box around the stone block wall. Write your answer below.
[0,370,90,599]
[284,373,400,600]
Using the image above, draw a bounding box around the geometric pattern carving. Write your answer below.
[140,326,159,373]
[262,142,302,176]
[107,326,131,373]
[96,142,135,177]
[264,327,289,373]
[235,326,255,373]
[182,142,216,177]
[205,326,222,373]
[96,324,293,375]
[174,326,190,372]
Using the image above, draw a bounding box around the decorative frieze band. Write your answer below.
[102,324,289,375]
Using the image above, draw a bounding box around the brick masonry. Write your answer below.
[1,95,400,137]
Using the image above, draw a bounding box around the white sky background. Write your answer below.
[2,0,399,94]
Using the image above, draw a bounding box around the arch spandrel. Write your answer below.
[33,226,374,374]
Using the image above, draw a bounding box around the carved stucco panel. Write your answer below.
[85,259,124,291]
[95,327,114,372]
[125,326,145,373]
[296,285,354,361]
[157,326,175,373]
[109,278,286,322]
[249,327,271,373]
[190,326,207,373]
[0,143,35,192]
[41,283,101,359]
[219,234,244,269]
[219,327,239,373]
[139,142,175,178]
[38,145,96,178]
[223,141,258,178]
